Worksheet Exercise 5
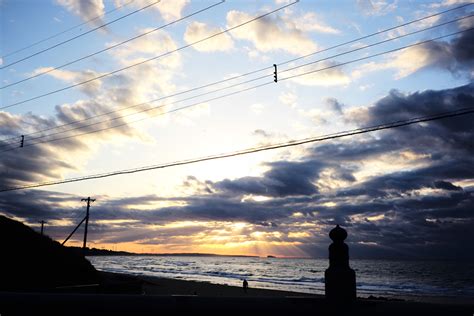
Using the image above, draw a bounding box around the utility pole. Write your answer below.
[81,197,95,251]
[39,220,47,235]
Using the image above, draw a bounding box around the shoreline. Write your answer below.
[100,271,318,297]
[1,272,472,315]
[98,271,474,305]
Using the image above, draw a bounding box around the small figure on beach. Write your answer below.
[243,279,248,293]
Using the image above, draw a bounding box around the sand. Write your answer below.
[1,271,473,315]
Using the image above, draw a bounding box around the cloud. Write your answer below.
[0,98,143,189]
[110,28,181,69]
[1,81,473,259]
[352,30,474,79]
[253,129,271,138]
[325,98,344,115]
[356,0,398,16]
[184,21,234,52]
[1,28,186,190]
[283,12,340,34]
[279,91,298,108]
[214,160,325,198]
[226,10,317,55]
[106,29,183,103]
[430,0,472,8]
[114,0,188,23]
[56,0,105,26]
[32,68,103,97]
[154,0,188,22]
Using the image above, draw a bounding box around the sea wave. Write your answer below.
[88,256,474,298]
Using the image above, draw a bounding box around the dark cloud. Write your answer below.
[452,27,474,65]
[411,25,474,76]
[214,160,325,197]
[433,180,462,191]
[253,129,271,138]
[1,80,473,258]
[325,97,344,114]
[0,98,142,189]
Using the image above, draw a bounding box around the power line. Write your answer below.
[1,1,225,89]
[279,15,474,75]
[0,0,162,70]
[0,3,469,122]
[1,15,471,148]
[0,1,297,110]
[0,67,270,144]
[1,0,137,59]
[277,2,473,68]
[16,76,273,147]
[3,1,470,91]
[1,27,471,151]
[280,28,474,80]
[0,81,273,152]
[1,107,472,192]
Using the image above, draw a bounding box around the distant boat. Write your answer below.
[267,255,276,258]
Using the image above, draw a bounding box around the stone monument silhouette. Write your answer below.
[325,224,356,302]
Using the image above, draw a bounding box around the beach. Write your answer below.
[101,271,316,297]
[1,271,473,316]
[101,271,474,304]
[88,255,474,301]
[1,216,473,315]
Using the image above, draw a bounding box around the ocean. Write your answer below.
[88,256,474,299]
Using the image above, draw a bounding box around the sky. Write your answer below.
[0,0,473,259]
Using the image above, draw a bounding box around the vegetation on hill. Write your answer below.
[0,215,98,291]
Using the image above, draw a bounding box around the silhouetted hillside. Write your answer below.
[0,215,98,291]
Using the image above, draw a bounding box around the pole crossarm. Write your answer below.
[81,197,95,250]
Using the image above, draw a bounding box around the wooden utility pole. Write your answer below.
[39,220,47,235]
[81,197,95,250]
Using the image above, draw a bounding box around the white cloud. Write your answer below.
[226,10,317,55]
[110,28,181,69]
[279,91,298,108]
[107,29,183,102]
[351,42,453,79]
[56,0,105,25]
[283,12,340,34]
[31,28,185,142]
[299,108,331,125]
[356,0,398,16]
[244,46,270,62]
[430,0,471,8]
[184,21,234,52]
[155,0,188,22]
[115,0,188,22]
[32,67,103,96]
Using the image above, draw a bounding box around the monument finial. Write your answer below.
[329,224,347,242]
